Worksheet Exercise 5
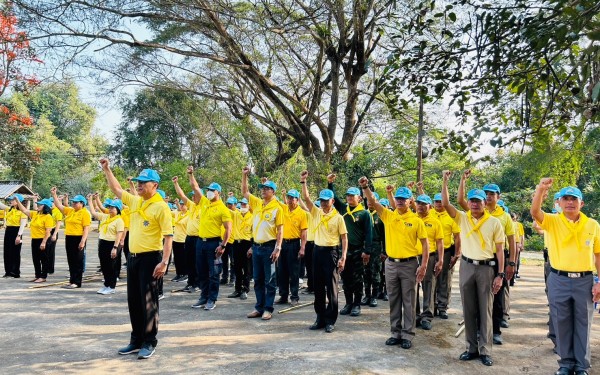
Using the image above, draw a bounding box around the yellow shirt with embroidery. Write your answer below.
[233,210,254,241]
[435,209,461,248]
[280,203,308,239]
[539,212,600,272]
[417,211,444,254]
[30,212,54,239]
[5,208,27,227]
[310,206,347,247]
[173,211,190,243]
[185,199,205,236]
[51,207,63,226]
[306,210,316,242]
[454,210,504,260]
[96,213,125,241]
[379,209,427,259]
[122,191,173,253]
[198,199,232,239]
[63,207,92,236]
[249,194,284,244]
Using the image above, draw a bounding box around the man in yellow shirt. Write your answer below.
[532,181,600,375]
[100,158,173,360]
[511,212,525,279]
[228,197,253,300]
[301,170,347,333]
[242,167,283,321]
[361,179,429,349]
[442,171,505,367]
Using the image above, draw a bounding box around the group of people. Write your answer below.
[1,161,598,375]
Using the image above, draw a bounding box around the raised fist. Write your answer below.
[416,181,424,189]
[261,177,268,184]
[187,166,194,174]
[327,173,337,183]
[99,158,109,170]
[358,176,369,187]
[386,185,394,193]
[50,187,57,195]
[227,191,234,197]
[407,181,415,190]
[539,178,553,190]
[442,170,452,181]
[126,176,133,182]
[172,176,178,183]
[463,169,472,179]
[242,166,251,175]
[300,170,309,182]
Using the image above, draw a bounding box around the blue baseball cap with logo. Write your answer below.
[394,187,413,199]
[38,198,53,208]
[559,186,583,200]
[346,187,361,196]
[157,189,166,199]
[483,184,501,194]
[258,180,277,191]
[226,197,238,205]
[379,198,390,207]
[416,194,432,205]
[286,189,300,199]
[434,193,442,201]
[240,198,249,204]
[132,169,161,183]
[7,194,24,202]
[554,192,563,200]
[318,189,334,200]
[106,199,124,211]
[314,200,321,207]
[206,182,222,193]
[373,192,380,201]
[467,189,486,201]
[70,195,88,206]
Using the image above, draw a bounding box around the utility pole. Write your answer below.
[416,96,424,182]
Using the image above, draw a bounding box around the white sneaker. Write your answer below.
[102,287,115,295]
[97,287,108,294]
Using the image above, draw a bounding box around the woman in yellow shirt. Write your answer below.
[1,194,28,278]
[16,197,54,282]
[172,201,190,282]
[89,195,125,295]
[51,188,91,289]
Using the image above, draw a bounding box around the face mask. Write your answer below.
[206,191,216,200]
[240,207,249,214]
[554,202,563,213]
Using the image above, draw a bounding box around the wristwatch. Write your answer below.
[508,261,516,267]
[496,272,505,279]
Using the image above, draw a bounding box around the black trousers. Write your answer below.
[304,241,314,290]
[173,241,186,276]
[341,247,364,306]
[492,251,509,335]
[65,235,85,286]
[31,238,48,279]
[98,239,117,288]
[185,236,199,287]
[3,226,22,277]
[233,239,251,293]
[127,251,161,348]
[221,243,232,282]
[46,228,57,274]
[123,232,130,264]
[278,239,301,300]
[313,245,339,325]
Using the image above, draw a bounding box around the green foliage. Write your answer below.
[525,234,545,252]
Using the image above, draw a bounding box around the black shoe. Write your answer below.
[350,305,361,316]
[118,343,141,355]
[500,319,509,328]
[182,285,193,293]
[301,288,314,295]
[340,304,352,315]
[382,293,388,301]
[416,318,421,328]
[377,292,385,299]
[385,337,401,346]
[493,334,503,345]
[191,298,208,308]
[360,296,370,305]
[240,292,248,300]
[325,324,335,333]
[554,369,571,375]
[220,278,227,285]
[400,339,412,349]
[369,298,378,307]
[439,311,448,319]
[309,321,325,330]
[459,351,479,361]
[138,344,156,359]
[421,320,432,330]
[480,355,493,366]
[228,291,242,298]
[275,297,289,304]
[574,371,589,375]
[170,275,180,282]
[434,307,438,316]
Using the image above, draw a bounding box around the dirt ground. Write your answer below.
[1,228,599,375]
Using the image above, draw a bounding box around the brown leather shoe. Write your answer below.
[247,310,262,318]
[261,311,272,320]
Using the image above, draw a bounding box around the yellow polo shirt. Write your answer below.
[488,205,515,239]
[379,209,427,259]
[173,211,190,243]
[198,199,232,239]
[281,204,308,239]
[5,208,27,227]
[185,198,206,236]
[233,210,254,241]
[63,207,92,236]
[514,221,524,243]
[121,207,130,229]
[221,210,235,244]
[122,191,173,253]
[417,211,444,254]
[435,209,461,248]
[249,194,284,244]
[454,210,505,260]
[51,207,63,226]
[539,212,600,272]
[306,210,316,242]
[310,206,347,247]
[97,213,125,241]
[30,212,54,239]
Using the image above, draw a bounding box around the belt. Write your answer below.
[462,255,496,266]
[235,239,250,243]
[254,240,276,247]
[550,267,593,278]
[200,237,220,242]
[283,238,300,243]
[129,251,161,257]
[314,245,340,251]
[388,256,417,263]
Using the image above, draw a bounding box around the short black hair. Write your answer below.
[41,205,52,215]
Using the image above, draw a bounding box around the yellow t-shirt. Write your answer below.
[514,221,524,243]
[232,210,254,241]
[198,199,232,239]
[221,210,235,244]
[51,207,63,226]
[379,209,427,259]
[5,208,27,227]
[417,211,444,254]
[306,210,316,242]
[435,209,461,248]
[121,207,130,229]
[540,212,600,272]
[281,204,308,239]
[173,211,190,243]
[249,194,284,244]
[97,213,125,242]
[488,205,515,240]
[30,212,54,239]
[310,206,347,247]
[454,210,505,260]
[185,199,205,236]
[63,207,92,236]
[122,191,173,253]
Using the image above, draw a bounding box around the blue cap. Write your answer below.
[38,198,53,207]
[286,189,300,199]
[188,191,195,197]
[559,186,583,200]
[157,189,166,199]
[318,189,334,200]
[132,169,161,183]
[373,192,380,201]
[106,199,124,211]
[379,198,390,207]
[554,192,563,200]
[240,198,249,204]
[48,197,55,203]
[502,205,510,213]
[70,195,88,205]
[206,182,222,193]
[416,194,432,205]
[497,199,505,206]
[179,200,185,204]
[258,180,277,191]
[551,208,558,213]
[226,197,238,205]
[236,203,241,209]
[483,184,501,194]
[7,194,24,202]
[433,193,442,201]
[314,200,321,207]
[346,187,361,196]
[467,189,486,201]
[168,203,177,210]
[103,198,111,206]
[394,187,413,199]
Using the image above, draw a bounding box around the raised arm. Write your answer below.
[15,198,31,218]
[442,170,458,218]
[359,177,384,216]
[416,181,425,196]
[386,185,396,210]
[186,166,203,198]
[327,173,345,212]
[457,170,470,211]
[50,187,66,214]
[86,194,101,220]
[531,178,553,224]
[300,170,314,212]
[241,166,251,200]
[99,158,124,199]
[127,176,137,196]
[172,176,190,204]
